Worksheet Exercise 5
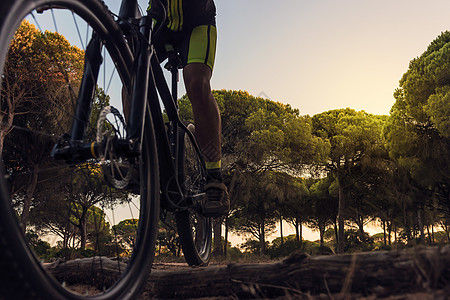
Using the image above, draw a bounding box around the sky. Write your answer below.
[209,0,450,117]
[30,0,450,117]
[102,0,450,117]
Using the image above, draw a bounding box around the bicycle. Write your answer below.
[0,0,213,298]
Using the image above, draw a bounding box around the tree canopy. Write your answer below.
[385,31,450,223]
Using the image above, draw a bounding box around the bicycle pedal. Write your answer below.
[186,192,206,206]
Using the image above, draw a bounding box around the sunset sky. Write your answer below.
[210,0,450,117]
[106,0,450,118]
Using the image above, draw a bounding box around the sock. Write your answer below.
[206,161,222,182]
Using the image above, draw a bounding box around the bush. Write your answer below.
[25,231,56,261]
[302,241,332,255]
[267,239,302,259]
[267,237,333,259]
[372,243,392,251]
[53,248,99,260]
[226,247,243,260]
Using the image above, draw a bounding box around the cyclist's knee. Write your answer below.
[184,63,212,101]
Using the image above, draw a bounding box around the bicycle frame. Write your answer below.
[52,0,206,211]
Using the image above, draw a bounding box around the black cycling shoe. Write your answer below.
[203,180,230,217]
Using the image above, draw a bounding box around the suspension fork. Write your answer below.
[70,34,102,141]
[51,33,103,163]
[126,18,152,143]
[52,0,143,162]
[71,0,142,143]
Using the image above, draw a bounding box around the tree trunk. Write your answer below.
[333,220,338,248]
[0,128,6,155]
[318,222,324,251]
[223,172,237,257]
[387,221,392,246]
[224,216,228,256]
[260,221,266,255]
[63,230,70,249]
[418,204,425,244]
[394,225,398,246]
[298,219,303,249]
[77,206,89,251]
[426,225,432,245]
[446,228,450,243]
[20,165,39,234]
[356,214,365,243]
[431,224,436,245]
[46,245,450,299]
[295,221,300,242]
[337,175,345,254]
[79,218,87,251]
[212,217,223,256]
[279,215,283,245]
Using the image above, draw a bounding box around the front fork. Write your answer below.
[51,32,140,162]
[51,13,150,163]
[51,34,104,162]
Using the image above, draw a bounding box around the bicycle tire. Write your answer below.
[0,0,159,299]
[175,123,212,266]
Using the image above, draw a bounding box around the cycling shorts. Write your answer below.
[153,0,217,71]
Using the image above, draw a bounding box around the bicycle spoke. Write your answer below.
[51,8,58,32]
[72,12,86,50]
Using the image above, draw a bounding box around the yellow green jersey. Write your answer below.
[164,0,216,32]
[150,0,217,71]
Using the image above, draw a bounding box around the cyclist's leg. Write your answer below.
[182,25,229,217]
[183,25,220,175]
[183,63,221,174]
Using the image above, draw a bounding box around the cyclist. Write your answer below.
[150,0,229,217]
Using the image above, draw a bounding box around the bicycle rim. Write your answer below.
[175,123,212,266]
[0,0,159,299]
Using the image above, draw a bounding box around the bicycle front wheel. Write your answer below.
[0,0,159,299]
[175,123,212,266]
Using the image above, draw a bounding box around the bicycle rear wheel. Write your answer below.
[175,123,212,266]
[0,0,159,299]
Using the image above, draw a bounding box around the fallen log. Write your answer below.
[47,245,450,299]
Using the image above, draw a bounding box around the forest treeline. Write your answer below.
[0,21,449,261]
